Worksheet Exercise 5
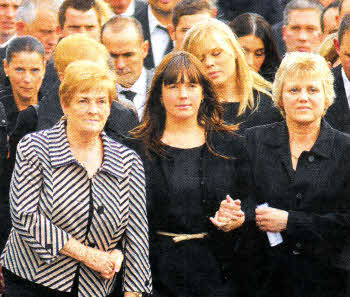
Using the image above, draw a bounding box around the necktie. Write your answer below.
[120,90,136,101]
[157,25,174,52]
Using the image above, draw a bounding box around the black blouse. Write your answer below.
[245,120,350,297]
[132,132,251,297]
[223,92,282,132]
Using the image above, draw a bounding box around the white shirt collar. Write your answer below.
[121,0,135,16]
[117,67,147,96]
[148,5,166,34]
[341,67,350,107]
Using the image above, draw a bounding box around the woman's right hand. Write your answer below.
[99,249,124,280]
[210,195,245,232]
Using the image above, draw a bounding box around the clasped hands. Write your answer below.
[211,196,288,233]
[82,248,124,280]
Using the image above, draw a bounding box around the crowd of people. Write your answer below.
[0,0,349,296]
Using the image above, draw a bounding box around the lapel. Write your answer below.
[48,120,127,180]
[135,6,154,69]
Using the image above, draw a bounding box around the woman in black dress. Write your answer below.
[182,18,282,131]
[218,52,350,297]
[131,51,250,297]
[229,13,281,82]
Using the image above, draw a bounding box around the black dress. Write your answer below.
[137,132,251,297]
[245,120,350,297]
[222,93,282,133]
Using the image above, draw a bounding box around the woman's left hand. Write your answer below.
[100,249,124,280]
[255,207,288,232]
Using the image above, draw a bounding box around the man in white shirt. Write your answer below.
[325,13,350,133]
[0,0,21,46]
[135,0,179,69]
[101,16,152,120]
[105,0,146,17]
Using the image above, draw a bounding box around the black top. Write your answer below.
[130,132,251,297]
[223,92,282,132]
[245,120,350,297]
[217,0,283,25]
[324,65,350,133]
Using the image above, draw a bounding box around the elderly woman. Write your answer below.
[0,60,152,297]
[219,52,350,297]
[130,51,249,297]
[182,18,282,132]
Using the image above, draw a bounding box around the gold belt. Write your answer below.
[156,231,208,243]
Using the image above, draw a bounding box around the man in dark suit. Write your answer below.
[105,0,146,16]
[134,0,177,69]
[101,16,153,121]
[325,13,350,132]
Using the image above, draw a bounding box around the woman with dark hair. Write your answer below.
[0,36,45,288]
[130,51,250,297]
[229,13,281,82]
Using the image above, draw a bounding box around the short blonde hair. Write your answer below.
[53,34,110,75]
[182,18,271,116]
[318,32,338,67]
[59,60,116,107]
[273,52,335,117]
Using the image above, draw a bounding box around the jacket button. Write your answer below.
[1,120,5,124]
[145,280,149,286]
[308,155,315,162]
[200,181,205,185]
[97,206,104,214]
[296,193,302,200]
[88,242,96,248]
[292,250,300,255]
[46,243,52,250]
[295,242,302,249]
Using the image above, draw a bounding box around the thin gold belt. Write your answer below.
[156,231,208,243]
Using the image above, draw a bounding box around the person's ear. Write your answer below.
[15,21,26,36]
[168,24,176,41]
[334,37,340,54]
[3,59,9,77]
[142,40,149,59]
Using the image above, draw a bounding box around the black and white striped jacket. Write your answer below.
[0,120,152,297]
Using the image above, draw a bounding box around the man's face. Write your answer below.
[170,12,211,50]
[105,0,132,15]
[24,10,59,61]
[148,0,179,16]
[339,0,350,23]
[61,7,100,41]
[322,7,338,37]
[102,26,148,88]
[337,31,350,81]
[282,9,322,53]
[0,0,21,37]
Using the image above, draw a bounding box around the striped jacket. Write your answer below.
[0,120,152,297]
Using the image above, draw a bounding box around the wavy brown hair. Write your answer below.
[131,51,236,158]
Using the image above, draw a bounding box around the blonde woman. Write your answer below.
[218,52,350,297]
[182,18,282,131]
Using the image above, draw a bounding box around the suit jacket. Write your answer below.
[325,65,350,133]
[245,119,350,268]
[217,0,283,25]
[134,4,173,70]
[0,120,152,297]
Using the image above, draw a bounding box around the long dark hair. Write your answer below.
[131,51,236,158]
[229,13,281,82]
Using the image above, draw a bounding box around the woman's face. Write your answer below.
[281,75,326,126]
[196,36,236,87]
[161,74,204,123]
[62,85,111,136]
[4,51,45,104]
[237,35,265,72]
